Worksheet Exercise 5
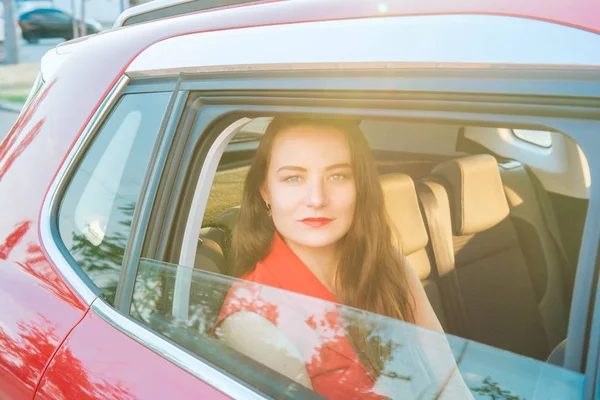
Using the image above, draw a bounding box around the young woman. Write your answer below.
[214,116,447,399]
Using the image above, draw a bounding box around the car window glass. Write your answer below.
[57,92,170,304]
[131,258,585,399]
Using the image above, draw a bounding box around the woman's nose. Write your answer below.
[305,178,327,208]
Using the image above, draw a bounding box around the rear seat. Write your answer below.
[380,173,448,330]
[196,207,240,273]
[423,154,561,359]
[499,161,569,350]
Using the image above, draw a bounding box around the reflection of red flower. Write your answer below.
[216,281,280,327]
[305,309,385,400]
[217,283,385,400]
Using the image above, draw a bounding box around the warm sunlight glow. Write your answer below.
[578,144,592,190]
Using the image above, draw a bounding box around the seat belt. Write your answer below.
[416,181,469,338]
[523,166,575,309]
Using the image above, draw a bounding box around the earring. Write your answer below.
[266,203,272,216]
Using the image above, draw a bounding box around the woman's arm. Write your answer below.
[404,261,475,399]
[404,261,444,333]
[216,310,313,389]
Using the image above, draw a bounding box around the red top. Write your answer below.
[215,234,385,399]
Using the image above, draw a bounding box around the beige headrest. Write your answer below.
[432,155,510,236]
[380,174,429,256]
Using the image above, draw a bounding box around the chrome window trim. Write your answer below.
[39,75,130,306]
[173,117,252,320]
[92,294,264,399]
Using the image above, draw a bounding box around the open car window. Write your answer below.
[130,258,584,399]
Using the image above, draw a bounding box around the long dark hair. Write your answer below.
[227,116,415,375]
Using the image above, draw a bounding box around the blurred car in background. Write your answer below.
[17,8,102,43]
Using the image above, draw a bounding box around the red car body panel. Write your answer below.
[35,310,227,399]
[0,0,597,398]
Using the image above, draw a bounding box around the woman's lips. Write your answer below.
[300,218,333,228]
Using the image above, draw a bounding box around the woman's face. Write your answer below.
[261,124,357,250]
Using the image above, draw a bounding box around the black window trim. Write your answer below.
[113,79,187,311]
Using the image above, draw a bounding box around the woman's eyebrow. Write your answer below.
[325,163,352,171]
[277,165,307,173]
[276,163,352,173]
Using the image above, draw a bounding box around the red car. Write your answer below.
[1,0,600,398]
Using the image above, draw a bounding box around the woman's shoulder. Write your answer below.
[240,260,282,289]
[214,261,283,329]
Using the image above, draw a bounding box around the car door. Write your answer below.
[0,62,88,400]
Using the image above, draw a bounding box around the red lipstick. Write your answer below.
[301,218,332,228]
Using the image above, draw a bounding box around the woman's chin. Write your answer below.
[285,232,344,249]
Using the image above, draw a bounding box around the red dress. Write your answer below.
[214,234,386,399]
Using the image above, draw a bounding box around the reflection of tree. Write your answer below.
[1,314,135,399]
[0,220,77,306]
[131,261,245,335]
[471,377,523,400]
[0,220,30,259]
[43,343,136,399]
[68,201,135,304]
[341,309,407,381]
[0,314,60,388]
[0,79,56,181]
[0,313,135,399]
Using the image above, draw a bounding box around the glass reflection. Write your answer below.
[131,259,584,400]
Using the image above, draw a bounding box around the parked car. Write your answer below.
[1,0,600,398]
[17,8,102,43]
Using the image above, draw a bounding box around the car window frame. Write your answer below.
[40,74,189,301]
[41,67,600,400]
[149,102,598,397]
[41,76,132,305]
[138,68,600,377]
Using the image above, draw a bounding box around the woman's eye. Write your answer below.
[330,174,346,181]
[284,176,300,183]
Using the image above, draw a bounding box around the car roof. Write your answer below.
[112,0,600,34]
[22,8,64,14]
[42,0,600,91]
